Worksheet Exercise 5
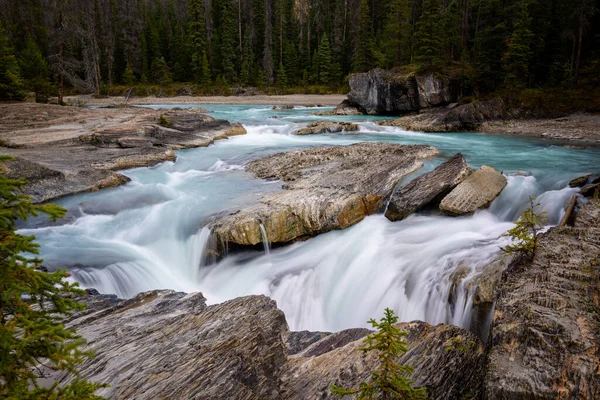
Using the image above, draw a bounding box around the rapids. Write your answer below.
[20,104,598,333]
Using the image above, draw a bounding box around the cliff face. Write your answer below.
[347,69,460,115]
[484,198,600,399]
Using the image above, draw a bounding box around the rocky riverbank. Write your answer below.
[0,103,242,202]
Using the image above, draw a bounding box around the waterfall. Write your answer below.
[259,223,271,255]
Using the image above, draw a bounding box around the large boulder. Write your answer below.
[312,100,363,116]
[439,166,507,215]
[380,99,504,132]
[293,121,359,135]
[484,198,600,399]
[281,321,486,400]
[346,69,459,115]
[385,153,472,221]
[56,291,289,399]
[210,143,438,250]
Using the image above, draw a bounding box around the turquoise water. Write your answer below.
[21,104,599,332]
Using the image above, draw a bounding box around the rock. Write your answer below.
[592,175,600,184]
[210,143,438,250]
[56,291,289,400]
[273,104,294,110]
[176,87,193,96]
[569,173,591,187]
[346,68,459,115]
[313,99,363,116]
[580,183,600,197]
[484,198,600,399]
[287,331,331,355]
[224,122,247,136]
[380,99,504,132]
[281,321,485,400]
[439,166,507,215]
[293,121,359,135]
[0,104,236,203]
[385,153,472,221]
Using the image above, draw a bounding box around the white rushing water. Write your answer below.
[20,104,598,333]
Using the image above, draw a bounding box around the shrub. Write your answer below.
[501,196,547,259]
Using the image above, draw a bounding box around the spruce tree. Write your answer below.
[276,62,287,87]
[0,155,104,399]
[354,0,373,72]
[0,25,25,101]
[188,0,211,85]
[317,34,332,84]
[219,0,238,83]
[122,62,136,86]
[151,56,173,86]
[415,0,443,67]
[330,308,426,399]
[381,0,412,67]
[503,1,534,88]
[18,37,51,103]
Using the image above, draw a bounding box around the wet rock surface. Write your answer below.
[380,99,504,132]
[439,166,507,215]
[293,121,359,135]
[346,68,459,115]
[0,103,236,202]
[385,153,472,221]
[210,143,438,249]
[312,99,363,116]
[485,198,600,399]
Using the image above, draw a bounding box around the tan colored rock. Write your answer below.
[293,121,359,135]
[439,166,507,215]
[224,122,247,136]
[210,143,438,249]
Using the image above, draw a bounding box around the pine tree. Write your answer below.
[151,56,173,86]
[188,0,211,85]
[0,24,25,101]
[283,40,298,84]
[415,0,443,66]
[330,308,426,399]
[276,61,287,86]
[122,62,136,86]
[219,0,238,83]
[354,0,373,72]
[503,1,534,88]
[0,155,105,398]
[317,34,332,84]
[380,0,412,67]
[501,196,547,258]
[18,37,52,103]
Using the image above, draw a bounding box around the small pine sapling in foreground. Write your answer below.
[330,308,426,399]
[0,155,105,399]
[501,196,547,258]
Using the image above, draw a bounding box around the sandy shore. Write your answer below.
[72,94,347,106]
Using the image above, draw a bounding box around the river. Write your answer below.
[20,104,599,333]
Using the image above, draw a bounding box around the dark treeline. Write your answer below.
[0,0,599,100]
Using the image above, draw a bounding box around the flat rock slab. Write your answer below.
[439,165,507,215]
[210,143,438,249]
[293,121,359,135]
[385,153,472,221]
[484,199,600,399]
[0,103,237,202]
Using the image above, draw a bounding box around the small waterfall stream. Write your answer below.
[19,104,597,333]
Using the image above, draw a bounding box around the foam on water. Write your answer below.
[19,105,598,332]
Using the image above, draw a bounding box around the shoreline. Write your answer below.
[69,94,347,106]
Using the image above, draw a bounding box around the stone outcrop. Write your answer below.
[273,104,294,110]
[385,153,472,221]
[380,99,504,132]
[53,289,485,400]
[312,99,362,116]
[210,143,438,250]
[293,121,359,135]
[281,321,485,400]
[346,68,459,115]
[439,166,507,215]
[484,198,600,399]
[0,104,238,203]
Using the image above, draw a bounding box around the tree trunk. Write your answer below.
[59,41,64,105]
[575,20,583,80]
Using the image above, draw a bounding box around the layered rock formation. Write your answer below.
[210,143,438,250]
[485,198,600,399]
[312,99,362,116]
[380,99,504,132]
[293,121,359,135]
[346,68,459,115]
[385,153,472,221]
[440,166,507,215]
[55,290,485,400]
[0,104,238,202]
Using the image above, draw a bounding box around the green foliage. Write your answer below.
[122,62,137,86]
[415,0,443,67]
[317,34,332,84]
[276,62,287,87]
[501,196,547,258]
[158,114,170,127]
[330,308,426,399]
[18,37,52,103]
[0,24,25,101]
[0,155,105,399]
[354,0,373,73]
[218,0,238,84]
[151,57,173,86]
[503,1,534,88]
